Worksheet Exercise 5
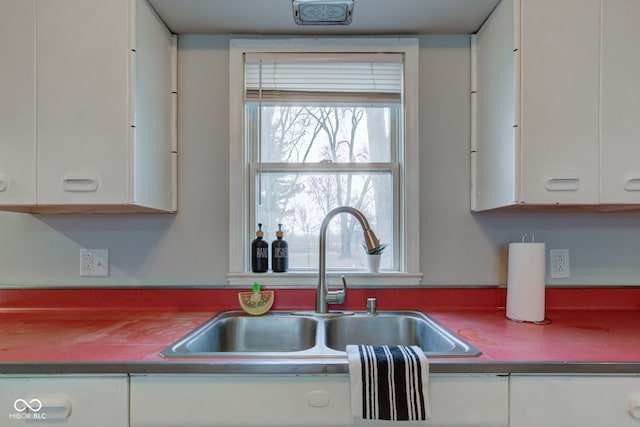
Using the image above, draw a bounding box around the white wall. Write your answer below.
[0,34,639,287]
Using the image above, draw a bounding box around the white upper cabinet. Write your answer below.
[600,0,640,204]
[0,1,37,205]
[0,0,177,213]
[518,0,600,206]
[472,0,639,211]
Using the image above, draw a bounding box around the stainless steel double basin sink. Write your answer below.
[160,310,481,359]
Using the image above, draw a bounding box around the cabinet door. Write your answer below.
[0,375,128,427]
[519,0,600,204]
[472,0,518,211]
[36,0,131,205]
[600,0,640,204]
[511,375,640,427]
[0,0,37,205]
[131,374,508,427]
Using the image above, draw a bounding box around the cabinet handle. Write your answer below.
[623,177,640,192]
[544,177,580,192]
[306,390,330,407]
[0,175,7,192]
[63,176,99,192]
[14,396,72,419]
[628,393,640,419]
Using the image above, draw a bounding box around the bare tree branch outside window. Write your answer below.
[255,103,395,270]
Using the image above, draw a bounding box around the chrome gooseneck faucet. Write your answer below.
[316,206,380,314]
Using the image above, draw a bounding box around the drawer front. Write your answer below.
[0,375,128,427]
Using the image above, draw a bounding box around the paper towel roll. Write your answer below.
[506,241,546,322]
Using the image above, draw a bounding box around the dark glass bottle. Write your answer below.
[271,223,288,273]
[251,223,269,273]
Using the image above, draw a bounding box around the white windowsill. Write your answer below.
[226,271,423,287]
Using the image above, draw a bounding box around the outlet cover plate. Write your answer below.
[80,249,109,277]
[550,248,570,279]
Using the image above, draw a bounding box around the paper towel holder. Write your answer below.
[509,316,553,325]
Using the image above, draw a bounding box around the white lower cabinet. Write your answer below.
[0,374,128,426]
[129,374,508,427]
[510,375,640,427]
[6,372,640,426]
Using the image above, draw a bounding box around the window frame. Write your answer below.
[228,38,422,287]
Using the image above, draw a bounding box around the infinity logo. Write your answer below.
[13,399,42,413]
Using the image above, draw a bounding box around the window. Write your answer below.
[229,38,421,286]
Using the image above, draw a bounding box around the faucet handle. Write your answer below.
[367,297,377,315]
[326,275,347,305]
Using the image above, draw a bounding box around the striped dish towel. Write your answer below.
[346,345,430,421]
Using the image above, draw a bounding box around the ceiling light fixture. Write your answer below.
[293,0,354,25]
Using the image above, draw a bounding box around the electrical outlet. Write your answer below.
[80,249,109,277]
[550,248,570,279]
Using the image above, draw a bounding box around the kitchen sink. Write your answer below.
[324,314,460,353]
[160,310,481,359]
[164,312,317,356]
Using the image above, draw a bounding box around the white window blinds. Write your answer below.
[244,52,403,104]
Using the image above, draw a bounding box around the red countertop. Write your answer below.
[1,287,640,374]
